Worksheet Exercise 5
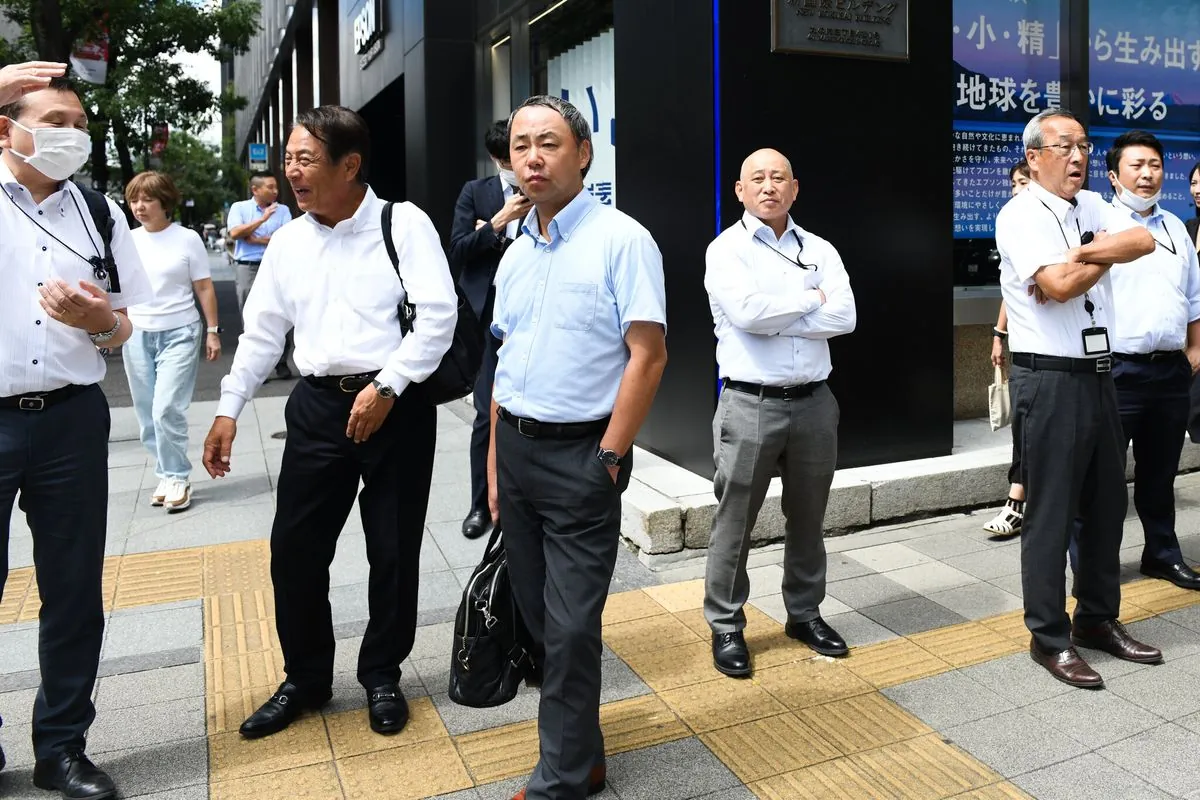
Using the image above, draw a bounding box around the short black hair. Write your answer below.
[1009,159,1030,182]
[0,76,79,121]
[1106,130,1164,173]
[484,120,509,162]
[292,105,371,183]
[1190,161,1200,187]
[248,170,276,187]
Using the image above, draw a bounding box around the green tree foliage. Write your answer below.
[0,0,258,194]
[159,129,226,227]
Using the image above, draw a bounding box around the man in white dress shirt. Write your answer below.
[997,109,1159,689]
[0,64,152,800]
[1065,130,1200,591]
[703,148,856,677]
[202,105,457,739]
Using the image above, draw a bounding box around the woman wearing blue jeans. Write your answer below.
[123,172,222,511]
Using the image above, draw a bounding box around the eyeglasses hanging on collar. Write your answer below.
[740,220,818,270]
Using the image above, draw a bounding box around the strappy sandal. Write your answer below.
[983,504,1023,536]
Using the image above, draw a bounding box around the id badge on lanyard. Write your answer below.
[1080,294,1109,355]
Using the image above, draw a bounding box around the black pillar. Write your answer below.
[318,0,341,105]
[295,2,315,112]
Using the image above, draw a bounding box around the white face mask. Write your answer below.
[7,119,91,181]
[1113,179,1161,214]
[495,161,518,188]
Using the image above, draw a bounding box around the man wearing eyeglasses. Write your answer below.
[702,148,856,678]
[997,109,1158,689]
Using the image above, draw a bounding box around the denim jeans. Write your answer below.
[122,322,202,480]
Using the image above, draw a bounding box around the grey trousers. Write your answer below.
[496,420,631,800]
[705,384,839,632]
[236,260,291,371]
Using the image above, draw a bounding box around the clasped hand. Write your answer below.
[38,279,115,333]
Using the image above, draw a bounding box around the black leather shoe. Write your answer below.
[367,683,409,735]
[712,631,752,677]
[239,681,331,739]
[32,750,116,800]
[462,509,491,540]
[785,617,849,657]
[1141,560,1200,591]
[1072,619,1163,664]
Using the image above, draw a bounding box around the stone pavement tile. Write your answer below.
[598,657,653,705]
[987,573,1026,598]
[424,480,472,525]
[1125,615,1200,659]
[0,627,39,674]
[210,762,342,800]
[325,696,447,759]
[126,785,209,800]
[1176,653,1200,678]
[329,581,371,627]
[825,551,876,582]
[692,789,757,800]
[829,612,898,648]
[860,596,968,636]
[430,789,482,800]
[1012,753,1170,800]
[928,583,1024,620]
[795,692,931,755]
[957,652,1073,707]
[429,521,491,570]
[882,669,1015,729]
[87,696,206,755]
[842,543,931,573]
[100,736,209,799]
[1163,604,1200,633]
[95,663,204,711]
[886,561,980,595]
[904,531,994,561]
[432,687,542,736]
[329,533,371,588]
[612,547,661,591]
[606,737,741,800]
[98,647,203,679]
[414,655,451,698]
[700,712,841,782]
[944,547,1023,582]
[209,714,332,783]
[750,593,851,624]
[659,676,786,734]
[754,658,874,711]
[825,574,918,609]
[843,638,952,689]
[420,539,452,574]
[1105,664,1200,720]
[747,564,784,599]
[1180,710,1200,735]
[1023,684,1163,748]
[1099,723,1200,797]
[418,569,464,614]
[943,708,1089,778]
[339,737,474,800]
[644,578,706,612]
[409,621,455,662]
[101,603,202,661]
[0,721,32,769]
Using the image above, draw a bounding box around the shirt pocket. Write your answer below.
[553,282,598,331]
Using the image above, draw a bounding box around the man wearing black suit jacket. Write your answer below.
[450,120,531,539]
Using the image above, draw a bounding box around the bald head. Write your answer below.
[735,148,798,233]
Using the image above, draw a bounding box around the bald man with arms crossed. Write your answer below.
[703,148,856,677]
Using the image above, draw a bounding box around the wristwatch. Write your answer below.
[372,379,397,399]
[206,326,223,334]
[597,448,623,468]
[992,327,1008,340]
[89,313,122,345]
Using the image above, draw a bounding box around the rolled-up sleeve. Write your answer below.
[611,228,668,333]
[996,204,1068,283]
[375,202,457,396]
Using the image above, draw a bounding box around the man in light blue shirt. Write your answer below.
[226,171,294,379]
[487,95,667,800]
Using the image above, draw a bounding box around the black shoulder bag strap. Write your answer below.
[76,185,121,293]
[381,201,416,336]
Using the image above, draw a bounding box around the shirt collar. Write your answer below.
[741,210,803,245]
[302,185,380,233]
[0,158,71,212]
[520,188,598,243]
[1109,192,1164,227]
[1027,180,1077,223]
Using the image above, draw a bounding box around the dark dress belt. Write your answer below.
[723,378,825,400]
[1114,351,1183,364]
[303,371,379,393]
[497,407,609,439]
[0,383,90,411]
[1011,352,1112,374]
[235,259,262,266]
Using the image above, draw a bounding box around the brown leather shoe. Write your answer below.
[511,764,606,799]
[1072,619,1163,664]
[1029,639,1104,688]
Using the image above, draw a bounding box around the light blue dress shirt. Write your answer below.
[491,189,667,423]
[227,198,292,262]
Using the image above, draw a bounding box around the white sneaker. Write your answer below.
[164,479,192,513]
[150,478,170,507]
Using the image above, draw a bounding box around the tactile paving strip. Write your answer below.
[601,589,668,626]
[701,712,842,783]
[453,718,540,784]
[111,549,204,609]
[851,734,1003,798]
[598,694,690,755]
[16,556,123,622]
[659,675,788,734]
[642,578,706,613]
[602,612,702,659]
[909,622,1024,668]
[753,659,875,711]
[210,762,343,800]
[1120,577,1198,615]
[326,697,447,760]
[843,638,953,689]
[337,738,473,800]
[208,713,332,783]
[795,693,932,755]
[0,567,33,624]
[204,540,273,597]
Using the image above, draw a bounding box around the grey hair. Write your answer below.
[509,94,594,179]
[1022,109,1084,149]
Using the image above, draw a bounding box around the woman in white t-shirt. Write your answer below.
[123,172,222,512]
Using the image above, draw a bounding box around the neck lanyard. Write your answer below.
[1037,197,1097,324]
[1150,219,1178,255]
[4,186,110,284]
[740,219,817,270]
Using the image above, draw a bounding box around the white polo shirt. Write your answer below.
[996,181,1137,358]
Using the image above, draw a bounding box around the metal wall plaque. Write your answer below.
[772,0,909,62]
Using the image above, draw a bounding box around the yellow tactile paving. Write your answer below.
[207,648,285,695]
[751,754,896,799]
[325,697,447,760]
[453,718,540,784]
[210,762,343,800]
[110,548,204,609]
[601,589,668,626]
[753,658,875,711]
[621,640,721,692]
[851,734,1002,799]
[207,684,278,734]
[16,556,123,622]
[204,540,273,596]
[338,737,473,800]
[0,567,33,624]
[979,610,1029,644]
[796,693,932,755]
[909,622,1024,668]
[701,712,841,783]
[1120,577,1199,614]
[599,694,691,754]
[659,676,787,733]
[643,578,706,612]
[952,782,1035,798]
[602,612,703,659]
[844,638,953,689]
[208,714,332,783]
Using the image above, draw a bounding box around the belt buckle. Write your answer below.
[517,418,539,438]
[337,376,360,393]
[1095,356,1112,373]
[18,396,45,411]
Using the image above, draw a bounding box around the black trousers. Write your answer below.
[1013,365,1126,653]
[0,386,109,759]
[1069,354,1191,570]
[469,329,502,514]
[496,420,631,800]
[271,379,436,691]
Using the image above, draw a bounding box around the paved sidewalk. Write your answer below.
[1,393,1199,799]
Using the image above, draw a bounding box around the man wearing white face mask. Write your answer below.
[0,65,151,800]
[1072,130,1200,591]
[449,120,531,540]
